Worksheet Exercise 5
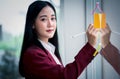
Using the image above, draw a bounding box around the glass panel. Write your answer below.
[86,0,120,79]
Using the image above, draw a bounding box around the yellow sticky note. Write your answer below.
[94,13,106,28]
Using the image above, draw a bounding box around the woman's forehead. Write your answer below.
[39,6,55,16]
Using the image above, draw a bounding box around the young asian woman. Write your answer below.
[19,1,99,79]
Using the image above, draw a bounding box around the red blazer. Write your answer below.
[23,42,96,79]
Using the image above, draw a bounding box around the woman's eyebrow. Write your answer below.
[40,14,55,18]
[51,14,55,17]
[40,15,47,18]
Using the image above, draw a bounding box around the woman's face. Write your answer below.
[34,6,56,42]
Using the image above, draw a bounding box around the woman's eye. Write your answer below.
[41,18,47,21]
[51,18,56,21]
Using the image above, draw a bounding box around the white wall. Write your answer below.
[59,0,86,65]
[59,0,86,79]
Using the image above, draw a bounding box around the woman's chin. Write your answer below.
[47,35,54,39]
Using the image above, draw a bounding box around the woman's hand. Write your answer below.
[100,24,111,48]
[87,24,99,47]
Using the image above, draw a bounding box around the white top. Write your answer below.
[38,39,61,65]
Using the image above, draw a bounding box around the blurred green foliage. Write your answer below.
[0,34,23,79]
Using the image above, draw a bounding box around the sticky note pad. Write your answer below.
[94,13,106,28]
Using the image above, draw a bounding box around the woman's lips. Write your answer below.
[46,29,54,32]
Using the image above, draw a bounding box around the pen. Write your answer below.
[72,32,86,38]
[72,31,120,38]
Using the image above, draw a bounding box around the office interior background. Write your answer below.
[0,0,120,79]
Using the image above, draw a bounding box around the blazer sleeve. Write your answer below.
[101,43,120,75]
[23,42,96,79]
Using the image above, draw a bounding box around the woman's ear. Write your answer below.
[32,25,35,29]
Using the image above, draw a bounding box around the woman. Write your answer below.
[19,1,98,79]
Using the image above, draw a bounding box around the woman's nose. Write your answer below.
[48,19,53,27]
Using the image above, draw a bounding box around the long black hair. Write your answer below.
[19,1,61,77]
